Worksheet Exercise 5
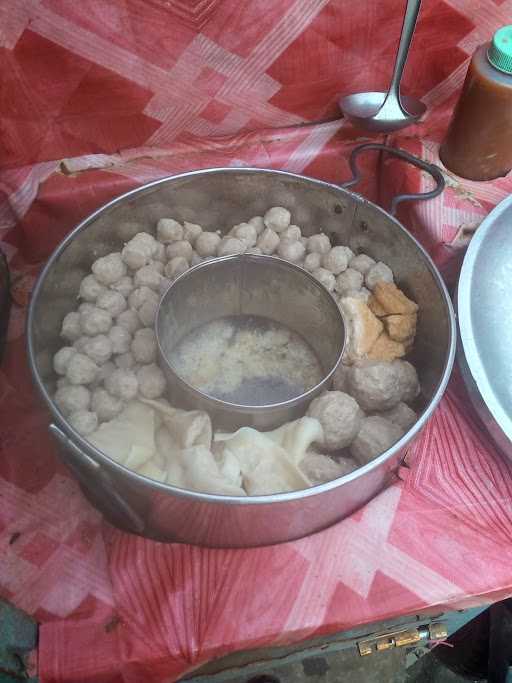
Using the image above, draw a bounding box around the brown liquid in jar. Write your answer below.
[440,44,512,181]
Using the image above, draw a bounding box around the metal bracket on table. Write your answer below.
[49,423,146,534]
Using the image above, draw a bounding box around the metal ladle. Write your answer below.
[339,0,426,133]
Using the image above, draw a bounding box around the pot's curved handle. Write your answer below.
[340,142,445,215]
[49,423,146,534]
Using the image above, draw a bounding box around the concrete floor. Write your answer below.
[405,652,481,682]
[202,647,482,683]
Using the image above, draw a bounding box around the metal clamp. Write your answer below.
[49,423,145,534]
[340,142,445,215]
[358,622,448,656]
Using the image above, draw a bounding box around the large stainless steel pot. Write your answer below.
[27,143,456,547]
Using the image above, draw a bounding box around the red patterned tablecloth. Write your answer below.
[1,2,512,682]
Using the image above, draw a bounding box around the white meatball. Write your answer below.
[73,336,89,353]
[66,352,98,385]
[277,238,305,263]
[91,388,123,422]
[166,240,193,262]
[379,402,418,431]
[82,334,113,365]
[312,267,335,292]
[138,298,158,327]
[150,260,164,274]
[232,223,257,247]
[164,256,189,280]
[110,275,134,298]
[195,232,221,257]
[397,360,420,403]
[217,237,246,257]
[335,268,364,296]
[79,274,107,302]
[97,290,127,317]
[349,253,376,275]
[300,451,357,485]
[132,232,158,255]
[96,360,116,385]
[159,277,172,295]
[131,328,157,364]
[322,246,351,275]
[331,362,349,392]
[105,368,138,400]
[56,377,70,390]
[116,309,141,335]
[365,262,394,290]
[350,287,371,302]
[54,384,90,416]
[183,221,202,244]
[91,252,127,285]
[137,363,166,399]
[80,306,112,336]
[115,351,136,369]
[78,302,95,316]
[307,234,331,255]
[61,311,82,342]
[350,416,404,465]
[248,216,265,234]
[303,252,322,272]
[307,391,363,450]
[153,242,166,264]
[128,286,159,312]
[257,227,279,254]
[134,264,163,291]
[156,218,183,243]
[53,346,76,375]
[189,252,202,267]
[263,206,291,233]
[282,225,301,241]
[246,247,262,255]
[121,234,153,270]
[348,360,409,411]
[109,325,132,354]
[69,410,98,436]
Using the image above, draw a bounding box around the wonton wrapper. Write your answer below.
[214,417,323,495]
[142,398,212,449]
[136,458,167,483]
[88,400,156,469]
[168,445,246,496]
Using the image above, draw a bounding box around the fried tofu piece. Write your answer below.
[339,297,383,364]
[368,296,388,317]
[373,282,418,315]
[367,332,406,362]
[384,313,417,342]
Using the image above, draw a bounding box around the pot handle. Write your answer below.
[49,423,146,534]
[340,142,445,215]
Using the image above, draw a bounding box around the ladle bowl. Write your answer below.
[339,0,426,133]
[339,91,426,133]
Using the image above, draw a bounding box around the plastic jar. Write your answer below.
[440,26,512,181]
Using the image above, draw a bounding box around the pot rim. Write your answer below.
[27,166,457,506]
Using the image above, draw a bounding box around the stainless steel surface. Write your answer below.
[27,167,456,547]
[157,254,345,431]
[339,0,426,132]
[457,194,512,460]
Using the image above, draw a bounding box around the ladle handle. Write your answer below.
[388,0,422,101]
[340,143,445,215]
